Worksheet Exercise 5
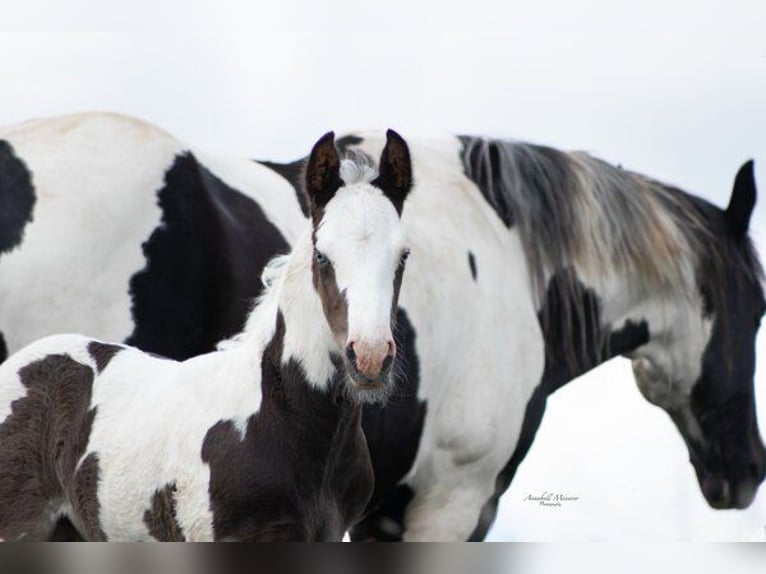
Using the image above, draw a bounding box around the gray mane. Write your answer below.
[460,136,764,364]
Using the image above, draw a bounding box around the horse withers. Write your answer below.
[0,130,414,541]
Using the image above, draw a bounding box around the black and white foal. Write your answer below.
[0,130,413,541]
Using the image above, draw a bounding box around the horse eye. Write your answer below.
[314,249,330,267]
[399,249,411,266]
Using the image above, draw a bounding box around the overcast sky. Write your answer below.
[1,0,765,541]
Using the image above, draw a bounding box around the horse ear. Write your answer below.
[305,131,342,214]
[372,129,413,215]
[726,160,757,238]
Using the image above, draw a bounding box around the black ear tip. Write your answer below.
[734,159,757,197]
[738,159,755,177]
[316,131,336,146]
[311,131,336,153]
[385,129,405,144]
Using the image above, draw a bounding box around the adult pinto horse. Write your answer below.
[0,130,414,541]
[0,113,763,540]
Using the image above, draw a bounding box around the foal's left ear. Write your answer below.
[305,131,342,214]
[372,129,413,215]
[726,160,757,239]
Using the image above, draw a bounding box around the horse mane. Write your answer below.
[339,150,377,185]
[460,136,764,367]
[217,254,291,352]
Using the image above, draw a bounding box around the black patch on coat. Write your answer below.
[0,140,36,255]
[201,313,373,541]
[335,135,364,155]
[467,251,478,281]
[349,309,425,542]
[70,453,107,541]
[257,159,309,217]
[127,153,290,360]
[144,482,185,541]
[468,271,649,540]
[0,332,7,364]
[0,353,104,540]
[87,341,123,373]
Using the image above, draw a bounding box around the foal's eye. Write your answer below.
[314,249,330,267]
[399,249,411,267]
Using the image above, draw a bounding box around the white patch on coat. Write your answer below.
[81,342,263,541]
[0,113,177,353]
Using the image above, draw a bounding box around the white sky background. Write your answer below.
[1,0,765,542]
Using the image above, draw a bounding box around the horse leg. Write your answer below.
[0,415,61,541]
[402,357,540,540]
[49,517,85,541]
[349,484,415,541]
[0,468,60,541]
[401,467,498,542]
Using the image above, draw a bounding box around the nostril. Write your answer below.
[381,354,393,372]
[386,340,396,357]
[346,342,356,363]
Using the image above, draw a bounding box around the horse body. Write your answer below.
[301,134,765,540]
[0,112,303,361]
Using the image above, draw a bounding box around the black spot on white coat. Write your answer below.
[87,341,122,373]
[144,482,185,541]
[467,251,478,281]
[0,140,36,256]
[0,333,7,364]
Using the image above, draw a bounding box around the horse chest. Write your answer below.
[198,356,373,542]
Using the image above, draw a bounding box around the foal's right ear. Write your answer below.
[305,131,342,214]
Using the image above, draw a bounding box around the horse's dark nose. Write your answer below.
[701,476,731,508]
[346,339,395,383]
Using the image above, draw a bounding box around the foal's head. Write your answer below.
[304,130,413,403]
[631,162,765,509]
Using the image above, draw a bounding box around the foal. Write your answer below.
[0,130,413,541]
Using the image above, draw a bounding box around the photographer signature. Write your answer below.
[523,491,580,508]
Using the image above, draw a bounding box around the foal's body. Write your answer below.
[3,336,249,540]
